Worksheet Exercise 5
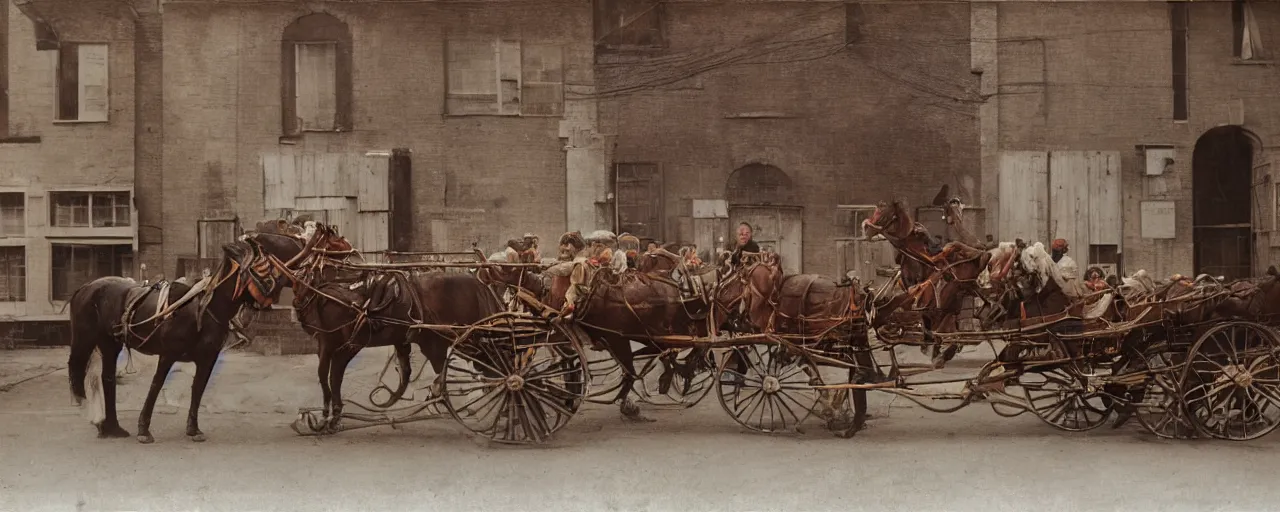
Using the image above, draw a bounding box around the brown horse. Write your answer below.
[67,240,286,443]
[635,249,682,275]
[861,197,1106,366]
[248,222,512,433]
[292,267,504,432]
[561,248,747,419]
[711,251,876,434]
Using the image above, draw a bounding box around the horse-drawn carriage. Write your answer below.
[254,207,1280,444]
[68,206,1279,445]
[262,225,871,443]
[855,189,1280,442]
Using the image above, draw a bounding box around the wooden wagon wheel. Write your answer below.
[715,340,826,434]
[440,313,589,444]
[1018,338,1115,432]
[635,346,716,409]
[1179,321,1280,441]
[1130,350,1196,439]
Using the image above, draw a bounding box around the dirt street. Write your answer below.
[2,346,1279,512]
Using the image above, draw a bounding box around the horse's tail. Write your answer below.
[66,281,106,426]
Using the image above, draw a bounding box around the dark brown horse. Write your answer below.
[245,222,509,433]
[67,241,285,443]
[291,268,504,432]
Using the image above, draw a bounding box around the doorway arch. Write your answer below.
[725,164,803,274]
[1192,125,1258,279]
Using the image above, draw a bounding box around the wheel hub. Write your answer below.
[762,375,781,394]
[505,375,525,391]
[1221,364,1253,388]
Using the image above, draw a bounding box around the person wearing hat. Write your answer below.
[618,233,641,269]
[1083,266,1108,292]
[522,233,540,262]
[1051,238,1079,281]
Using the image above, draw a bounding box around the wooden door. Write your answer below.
[615,163,663,241]
[731,206,803,274]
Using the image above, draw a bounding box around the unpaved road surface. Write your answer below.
[3,346,1279,512]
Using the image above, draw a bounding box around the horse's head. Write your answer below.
[243,219,355,272]
[216,240,290,310]
[862,199,913,242]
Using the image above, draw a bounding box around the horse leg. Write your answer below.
[185,350,219,442]
[325,347,358,433]
[97,342,130,439]
[382,342,413,405]
[419,334,450,398]
[136,355,178,444]
[931,314,961,368]
[316,338,335,425]
[610,337,653,422]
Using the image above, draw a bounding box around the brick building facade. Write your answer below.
[1,0,1278,332]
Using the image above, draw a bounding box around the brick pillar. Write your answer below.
[134,3,164,279]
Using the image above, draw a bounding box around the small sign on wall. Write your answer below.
[1141,201,1176,239]
[692,199,728,219]
[1144,147,1175,176]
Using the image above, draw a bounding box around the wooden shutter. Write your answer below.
[78,44,109,122]
[446,40,499,115]
[295,42,337,131]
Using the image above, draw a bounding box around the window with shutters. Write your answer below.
[1232,0,1267,61]
[282,13,352,135]
[54,43,110,123]
[445,39,564,117]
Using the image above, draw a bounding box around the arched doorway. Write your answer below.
[726,164,803,274]
[1192,125,1258,279]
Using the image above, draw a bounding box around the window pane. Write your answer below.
[51,193,90,227]
[56,45,79,121]
[51,244,130,300]
[0,247,23,301]
[0,193,24,237]
[91,192,130,227]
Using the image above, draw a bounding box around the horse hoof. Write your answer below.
[137,434,155,444]
[188,433,207,443]
[98,425,131,439]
